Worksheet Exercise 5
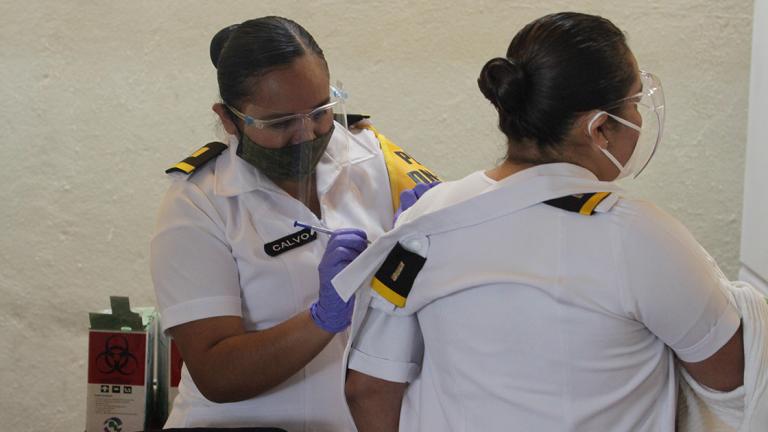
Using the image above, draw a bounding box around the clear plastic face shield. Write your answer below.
[590,70,665,180]
[227,82,350,207]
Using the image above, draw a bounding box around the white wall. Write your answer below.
[741,0,768,290]
[0,1,754,430]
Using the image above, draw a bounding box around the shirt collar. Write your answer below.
[490,162,601,189]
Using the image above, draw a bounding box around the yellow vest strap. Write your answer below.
[359,125,441,212]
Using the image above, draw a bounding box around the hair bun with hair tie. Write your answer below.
[209,24,240,68]
[477,57,527,113]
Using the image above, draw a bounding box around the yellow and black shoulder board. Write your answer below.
[334,113,371,126]
[371,242,426,308]
[544,192,612,215]
[357,125,441,212]
[165,142,228,175]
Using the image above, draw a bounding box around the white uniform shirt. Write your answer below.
[151,124,393,431]
[337,163,740,432]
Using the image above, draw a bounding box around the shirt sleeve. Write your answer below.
[618,200,741,363]
[348,291,424,383]
[150,180,242,333]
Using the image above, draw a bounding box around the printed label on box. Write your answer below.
[86,331,148,432]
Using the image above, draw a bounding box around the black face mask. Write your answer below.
[236,124,334,181]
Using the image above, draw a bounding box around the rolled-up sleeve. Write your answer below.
[620,201,741,363]
[348,293,424,383]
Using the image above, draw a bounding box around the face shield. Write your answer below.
[593,70,666,180]
[621,70,665,178]
[227,83,350,206]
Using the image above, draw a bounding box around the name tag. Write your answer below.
[264,228,318,257]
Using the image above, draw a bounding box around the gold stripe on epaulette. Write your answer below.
[165,142,227,175]
[579,192,611,215]
[371,277,407,308]
[191,147,210,158]
[173,162,195,174]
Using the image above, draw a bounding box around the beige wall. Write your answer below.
[0,1,753,429]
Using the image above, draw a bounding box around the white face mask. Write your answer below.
[588,70,666,181]
[588,111,645,181]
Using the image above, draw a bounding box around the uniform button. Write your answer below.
[402,237,428,254]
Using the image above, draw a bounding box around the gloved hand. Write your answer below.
[394,181,440,223]
[310,228,368,333]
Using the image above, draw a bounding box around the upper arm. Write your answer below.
[345,369,408,432]
[680,323,744,391]
[348,292,424,383]
[619,202,743,386]
[151,182,242,332]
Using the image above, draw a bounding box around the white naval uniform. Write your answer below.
[334,163,741,432]
[150,124,394,431]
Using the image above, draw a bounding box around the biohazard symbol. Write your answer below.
[95,335,138,375]
[103,416,123,432]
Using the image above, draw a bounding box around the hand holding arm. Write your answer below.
[394,182,440,223]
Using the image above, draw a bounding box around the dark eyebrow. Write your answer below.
[263,97,332,120]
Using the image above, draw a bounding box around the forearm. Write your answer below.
[346,370,406,432]
[176,311,334,403]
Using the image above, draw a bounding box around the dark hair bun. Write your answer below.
[210,24,240,68]
[477,57,527,113]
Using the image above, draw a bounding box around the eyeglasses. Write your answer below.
[604,70,665,114]
[226,85,345,132]
[227,99,338,131]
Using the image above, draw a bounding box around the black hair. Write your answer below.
[210,16,327,109]
[477,12,635,163]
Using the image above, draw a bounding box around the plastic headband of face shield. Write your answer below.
[226,86,344,132]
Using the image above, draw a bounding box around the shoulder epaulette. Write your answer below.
[333,113,371,126]
[165,142,228,175]
[544,192,612,215]
[371,242,427,308]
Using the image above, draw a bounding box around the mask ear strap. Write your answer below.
[587,111,607,139]
[599,144,624,171]
[588,110,626,177]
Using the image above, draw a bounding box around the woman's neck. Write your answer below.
[275,176,322,219]
[485,159,535,181]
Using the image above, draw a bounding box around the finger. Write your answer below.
[412,182,431,197]
[399,189,418,209]
[330,228,368,241]
[333,238,368,256]
[414,181,441,198]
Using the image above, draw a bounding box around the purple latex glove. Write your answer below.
[394,181,441,223]
[310,228,368,333]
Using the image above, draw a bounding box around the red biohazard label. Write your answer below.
[170,339,183,387]
[88,331,146,386]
